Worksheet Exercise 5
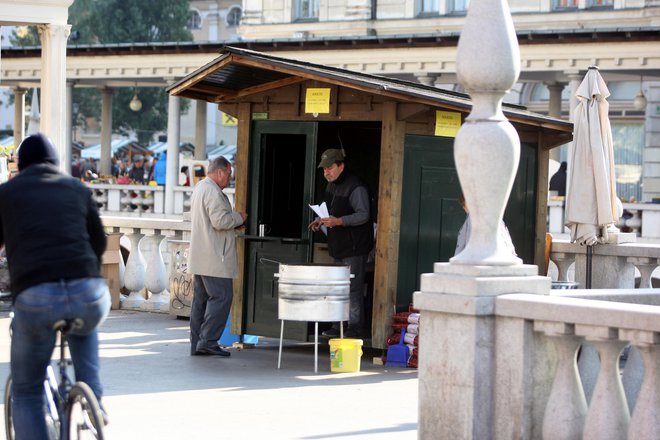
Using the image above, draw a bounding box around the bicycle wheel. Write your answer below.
[4,375,14,440]
[66,382,104,440]
[5,373,61,440]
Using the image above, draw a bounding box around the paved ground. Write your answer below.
[0,310,418,440]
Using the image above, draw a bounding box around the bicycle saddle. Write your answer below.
[52,318,84,333]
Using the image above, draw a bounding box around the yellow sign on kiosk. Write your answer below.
[305,88,331,114]
[434,110,461,137]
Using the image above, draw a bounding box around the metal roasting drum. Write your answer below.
[276,263,351,322]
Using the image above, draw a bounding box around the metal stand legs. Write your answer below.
[277,320,323,373]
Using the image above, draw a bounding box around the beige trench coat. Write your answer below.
[187,177,244,278]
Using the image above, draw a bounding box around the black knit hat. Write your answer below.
[17,133,59,171]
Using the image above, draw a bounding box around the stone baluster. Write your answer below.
[626,257,657,289]
[549,252,576,282]
[140,229,170,313]
[142,189,155,213]
[578,326,630,440]
[622,330,660,440]
[450,0,522,266]
[122,230,146,309]
[535,321,587,440]
[120,189,133,212]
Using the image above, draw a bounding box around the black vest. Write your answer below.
[323,170,374,259]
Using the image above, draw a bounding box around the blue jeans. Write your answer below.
[10,278,111,440]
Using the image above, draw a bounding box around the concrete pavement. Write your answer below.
[0,310,418,440]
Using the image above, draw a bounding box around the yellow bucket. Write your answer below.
[329,338,363,373]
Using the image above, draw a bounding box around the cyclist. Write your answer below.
[0,133,110,439]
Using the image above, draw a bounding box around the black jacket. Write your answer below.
[0,164,106,297]
[324,170,373,259]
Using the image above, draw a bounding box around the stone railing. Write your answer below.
[496,290,660,440]
[100,215,190,313]
[548,200,659,239]
[89,183,236,216]
[550,239,660,289]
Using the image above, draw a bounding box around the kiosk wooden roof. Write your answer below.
[168,46,573,347]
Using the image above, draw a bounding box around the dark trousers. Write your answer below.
[334,254,367,330]
[190,275,233,354]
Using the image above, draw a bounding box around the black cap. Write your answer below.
[17,133,59,171]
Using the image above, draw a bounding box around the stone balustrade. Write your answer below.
[89,182,236,217]
[550,239,660,289]
[548,200,658,239]
[100,215,190,313]
[496,290,660,440]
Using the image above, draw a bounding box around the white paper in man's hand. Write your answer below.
[309,202,329,235]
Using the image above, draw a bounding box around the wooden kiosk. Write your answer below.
[168,47,572,347]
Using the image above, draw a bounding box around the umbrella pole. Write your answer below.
[586,244,593,289]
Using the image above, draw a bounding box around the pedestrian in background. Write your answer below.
[0,133,111,439]
[188,156,247,356]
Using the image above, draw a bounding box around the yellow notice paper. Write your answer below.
[305,88,331,114]
[222,112,238,126]
[434,111,461,137]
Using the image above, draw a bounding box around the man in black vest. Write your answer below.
[309,149,373,338]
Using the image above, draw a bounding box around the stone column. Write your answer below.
[414,1,551,438]
[165,87,181,215]
[100,87,113,176]
[194,100,207,160]
[12,88,26,149]
[415,73,438,87]
[64,81,74,174]
[37,23,70,170]
[546,81,565,162]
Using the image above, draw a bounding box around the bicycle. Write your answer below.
[4,317,106,440]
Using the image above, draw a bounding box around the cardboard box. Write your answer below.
[101,234,122,309]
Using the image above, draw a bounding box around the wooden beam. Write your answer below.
[397,103,429,120]
[234,76,306,99]
[372,101,406,349]
[534,133,550,273]
[168,55,234,96]
[232,101,251,335]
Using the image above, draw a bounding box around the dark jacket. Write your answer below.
[324,170,374,259]
[0,164,106,297]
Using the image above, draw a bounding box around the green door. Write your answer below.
[397,135,463,310]
[243,121,318,339]
[396,135,537,311]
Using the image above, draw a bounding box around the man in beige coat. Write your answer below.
[188,156,247,356]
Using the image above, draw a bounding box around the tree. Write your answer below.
[10,0,193,145]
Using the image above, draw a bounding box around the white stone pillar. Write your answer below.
[579,328,630,440]
[415,74,438,87]
[37,24,70,170]
[64,81,74,174]
[452,0,522,266]
[194,100,207,160]
[13,88,27,150]
[536,322,587,439]
[122,231,146,309]
[415,1,551,439]
[165,88,181,215]
[546,81,565,162]
[623,330,660,440]
[140,231,170,313]
[100,87,113,176]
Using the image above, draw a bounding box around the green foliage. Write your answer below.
[112,87,171,145]
[11,0,193,144]
[75,0,193,44]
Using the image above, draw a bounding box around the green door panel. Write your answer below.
[397,135,537,312]
[243,121,318,339]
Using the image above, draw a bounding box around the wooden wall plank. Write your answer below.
[231,101,251,334]
[535,133,550,274]
[372,101,406,349]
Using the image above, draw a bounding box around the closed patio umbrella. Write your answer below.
[565,66,621,287]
